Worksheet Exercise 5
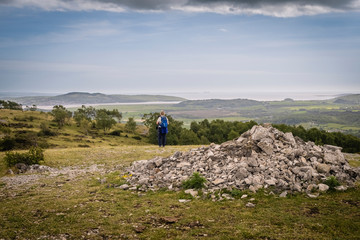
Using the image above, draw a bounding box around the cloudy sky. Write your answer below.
[1,0,360,97]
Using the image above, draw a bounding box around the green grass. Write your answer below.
[1,146,360,239]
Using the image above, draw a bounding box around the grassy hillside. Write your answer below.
[0,109,149,150]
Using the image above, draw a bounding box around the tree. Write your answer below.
[74,105,96,126]
[228,129,239,140]
[142,112,184,145]
[125,117,137,133]
[95,109,117,133]
[51,105,72,128]
[179,129,200,145]
[80,118,91,135]
[108,109,122,123]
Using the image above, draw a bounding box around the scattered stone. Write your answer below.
[184,189,198,197]
[318,184,329,192]
[279,191,288,198]
[119,184,129,190]
[307,193,319,198]
[335,186,347,191]
[241,194,248,199]
[246,202,256,208]
[222,193,234,200]
[179,199,191,203]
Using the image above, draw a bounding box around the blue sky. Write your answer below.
[0,0,360,97]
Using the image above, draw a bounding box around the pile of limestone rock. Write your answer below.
[125,125,359,194]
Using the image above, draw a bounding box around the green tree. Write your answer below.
[142,112,184,145]
[179,129,201,145]
[74,105,96,126]
[80,118,91,135]
[95,109,117,133]
[228,129,239,140]
[51,105,72,128]
[125,117,137,133]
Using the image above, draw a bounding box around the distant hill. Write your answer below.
[6,92,186,106]
[333,94,360,105]
[176,98,262,108]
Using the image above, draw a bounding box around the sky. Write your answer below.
[0,0,360,98]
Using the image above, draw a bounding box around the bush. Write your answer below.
[0,136,16,151]
[38,122,57,136]
[323,176,340,191]
[109,130,122,136]
[4,147,44,167]
[182,172,206,189]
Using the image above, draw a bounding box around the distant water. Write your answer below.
[167,91,350,101]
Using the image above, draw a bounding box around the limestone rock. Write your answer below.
[185,189,198,197]
[318,184,329,192]
[246,202,256,208]
[316,163,331,174]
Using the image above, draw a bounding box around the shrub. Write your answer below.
[323,176,340,191]
[182,172,206,189]
[4,147,44,167]
[38,122,57,136]
[132,136,141,140]
[109,130,122,136]
[0,136,16,151]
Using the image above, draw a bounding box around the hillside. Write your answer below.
[333,94,360,105]
[7,92,186,106]
[167,94,360,136]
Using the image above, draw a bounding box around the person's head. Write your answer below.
[160,110,165,116]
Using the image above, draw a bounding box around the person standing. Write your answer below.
[156,110,169,147]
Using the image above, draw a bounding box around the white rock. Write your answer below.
[212,178,225,185]
[335,185,347,191]
[279,191,288,198]
[119,184,129,190]
[246,202,256,208]
[318,184,329,192]
[184,189,198,197]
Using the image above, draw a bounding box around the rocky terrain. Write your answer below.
[126,125,360,195]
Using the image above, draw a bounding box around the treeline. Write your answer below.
[272,124,360,153]
[142,113,360,153]
[2,104,360,153]
[0,100,22,110]
[142,112,256,145]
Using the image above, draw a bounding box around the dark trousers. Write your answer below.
[158,131,167,147]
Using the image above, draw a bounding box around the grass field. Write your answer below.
[1,146,360,240]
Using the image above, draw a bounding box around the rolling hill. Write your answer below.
[6,92,186,106]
